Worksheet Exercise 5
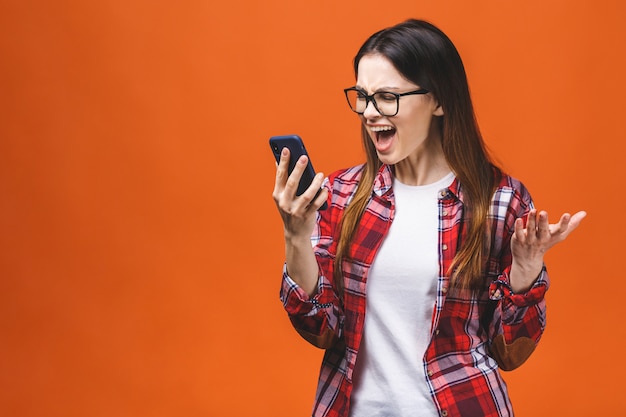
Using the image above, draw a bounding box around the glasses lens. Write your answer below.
[345,89,398,116]
[373,92,398,116]
[346,89,367,113]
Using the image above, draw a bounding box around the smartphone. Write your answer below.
[269,134,327,210]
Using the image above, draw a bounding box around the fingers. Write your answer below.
[569,211,587,228]
[517,209,555,243]
[526,209,537,233]
[515,208,587,248]
[536,210,550,240]
[284,154,310,196]
[313,187,329,210]
[273,147,307,199]
[513,217,526,242]
[511,208,586,287]
[522,209,548,242]
[553,213,571,235]
[273,146,326,213]
[554,210,587,239]
[274,147,290,192]
[301,173,327,211]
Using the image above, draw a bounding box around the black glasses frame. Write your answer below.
[343,87,430,117]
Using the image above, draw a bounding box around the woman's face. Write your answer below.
[355,54,443,167]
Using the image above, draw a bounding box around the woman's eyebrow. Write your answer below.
[355,85,402,92]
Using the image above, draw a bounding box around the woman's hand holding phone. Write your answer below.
[272,143,328,296]
[273,146,328,242]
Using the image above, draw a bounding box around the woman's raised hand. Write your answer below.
[509,209,587,293]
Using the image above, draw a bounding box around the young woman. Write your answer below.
[272,19,585,417]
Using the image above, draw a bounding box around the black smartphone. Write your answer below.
[269,134,327,210]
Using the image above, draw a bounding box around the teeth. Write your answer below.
[370,126,394,132]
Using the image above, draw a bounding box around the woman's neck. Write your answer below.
[394,139,451,186]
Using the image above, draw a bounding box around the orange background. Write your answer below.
[1,1,624,416]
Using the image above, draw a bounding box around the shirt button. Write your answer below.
[442,210,448,216]
[442,287,448,294]
[427,369,433,377]
[442,244,448,250]
[441,411,448,417]
[435,329,440,336]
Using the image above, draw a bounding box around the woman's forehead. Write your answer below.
[356,54,417,91]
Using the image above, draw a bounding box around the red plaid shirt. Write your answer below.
[280,164,548,417]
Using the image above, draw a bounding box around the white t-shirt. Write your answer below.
[349,172,455,417]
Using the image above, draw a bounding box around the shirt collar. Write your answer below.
[373,164,394,197]
[446,176,464,203]
[374,164,465,203]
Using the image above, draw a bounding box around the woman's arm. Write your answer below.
[273,147,328,296]
[273,147,344,348]
[487,180,586,370]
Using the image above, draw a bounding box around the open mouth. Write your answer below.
[370,125,396,151]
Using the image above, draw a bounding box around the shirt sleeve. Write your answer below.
[487,179,549,371]
[278,177,344,349]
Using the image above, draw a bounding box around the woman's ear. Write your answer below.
[433,104,444,116]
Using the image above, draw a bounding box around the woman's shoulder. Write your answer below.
[327,163,366,187]
[492,169,533,206]
[321,164,368,210]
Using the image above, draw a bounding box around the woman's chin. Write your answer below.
[375,151,399,166]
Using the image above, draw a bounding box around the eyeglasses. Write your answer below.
[343,87,429,117]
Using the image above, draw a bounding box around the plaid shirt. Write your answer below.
[280,164,549,417]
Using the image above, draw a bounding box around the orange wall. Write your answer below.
[1,1,624,416]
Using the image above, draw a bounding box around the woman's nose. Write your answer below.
[362,99,382,119]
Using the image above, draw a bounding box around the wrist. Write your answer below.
[284,230,312,247]
[510,261,543,294]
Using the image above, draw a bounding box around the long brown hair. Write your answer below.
[334,19,499,292]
